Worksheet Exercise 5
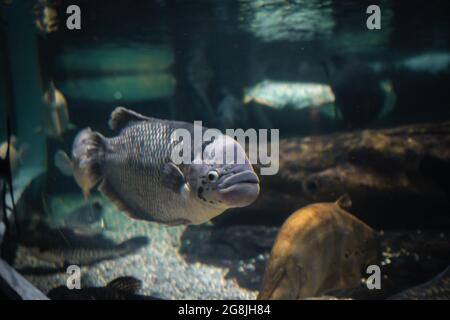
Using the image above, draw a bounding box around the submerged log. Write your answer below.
[214,121,450,229]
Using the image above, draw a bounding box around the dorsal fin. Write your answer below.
[106,276,142,293]
[109,107,153,131]
[336,193,352,210]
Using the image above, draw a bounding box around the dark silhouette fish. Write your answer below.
[325,58,384,128]
[24,227,149,267]
[48,276,162,300]
[217,90,247,129]
[388,266,450,300]
[55,107,260,225]
[57,200,104,235]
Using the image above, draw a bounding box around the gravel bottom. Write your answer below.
[13,194,258,300]
[10,193,450,300]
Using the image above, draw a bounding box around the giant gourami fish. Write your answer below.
[56,107,260,225]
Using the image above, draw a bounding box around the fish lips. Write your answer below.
[217,170,260,207]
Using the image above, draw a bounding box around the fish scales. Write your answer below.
[57,107,260,225]
[103,120,203,223]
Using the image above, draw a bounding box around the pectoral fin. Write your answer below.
[54,150,73,176]
[162,162,189,195]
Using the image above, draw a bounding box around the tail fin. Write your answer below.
[54,150,73,176]
[72,128,105,190]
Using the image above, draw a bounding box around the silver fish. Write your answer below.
[63,107,260,225]
[244,80,335,110]
[400,52,450,75]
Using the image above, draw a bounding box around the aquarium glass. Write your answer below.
[0,0,449,301]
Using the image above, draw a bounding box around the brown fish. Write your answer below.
[257,194,379,300]
[40,81,75,140]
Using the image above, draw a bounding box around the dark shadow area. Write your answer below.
[179,224,278,291]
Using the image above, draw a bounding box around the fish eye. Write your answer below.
[207,170,219,183]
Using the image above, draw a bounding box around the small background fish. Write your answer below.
[49,200,105,236]
[33,0,60,34]
[244,80,335,110]
[40,81,75,140]
[22,225,149,267]
[0,136,26,175]
[47,276,162,300]
[54,131,98,200]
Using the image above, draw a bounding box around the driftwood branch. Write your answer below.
[216,121,450,229]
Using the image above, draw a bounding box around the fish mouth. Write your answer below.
[217,170,260,207]
[218,170,259,189]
